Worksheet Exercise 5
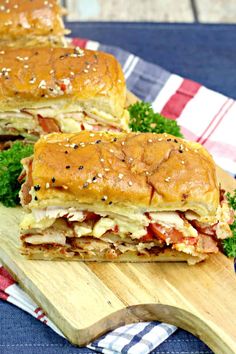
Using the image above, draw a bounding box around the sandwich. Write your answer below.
[0,0,69,48]
[0,47,129,140]
[19,131,233,264]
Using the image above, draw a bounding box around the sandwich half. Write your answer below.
[0,0,69,48]
[0,47,129,140]
[19,132,233,264]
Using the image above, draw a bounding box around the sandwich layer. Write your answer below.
[0,48,129,135]
[19,132,233,263]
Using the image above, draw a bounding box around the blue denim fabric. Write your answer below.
[0,301,213,354]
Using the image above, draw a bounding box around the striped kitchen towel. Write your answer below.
[0,262,177,354]
[71,38,236,177]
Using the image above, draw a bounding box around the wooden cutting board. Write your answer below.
[0,168,235,354]
[0,94,236,353]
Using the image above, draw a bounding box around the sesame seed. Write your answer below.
[87,179,92,184]
[181,161,185,164]
[165,177,171,182]
[79,142,85,147]
[70,71,75,76]
[13,4,19,8]
[0,51,5,55]
[101,195,108,201]
[109,201,113,205]
[29,77,36,84]
[16,56,24,61]
[109,149,114,153]
[158,138,163,141]
[145,171,150,175]
[72,144,78,149]
[83,69,89,73]
[95,140,101,144]
[92,68,97,72]
[45,183,50,189]
[50,69,54,74]
[34,196,38,201]
[113,138,117,142]
[90,133,95,137]
[121,141,125,146]
[128,181,133,186]
[98,173,103,178]
[128,157,133,162]
[83,182,89,189]
[100,158,105,162]
[78,165,84,170]
[104,168,110,172]
[34,185,40,191]
[38,80,46,89]
[148,139,153,143]
[174,139,178,143]
[66,165,70,169]
[92,177,97,183]
[167,138,172,142]
[74,47,84,56]
[118,173,124,179]
[51,177,55,183]
[24,64,29,69]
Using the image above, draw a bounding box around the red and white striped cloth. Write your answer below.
[0,262,64,337]
[71,38,236,177]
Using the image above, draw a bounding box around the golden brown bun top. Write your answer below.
[0,47,126,116]
[29,132,219,216]
[0,0,66,37]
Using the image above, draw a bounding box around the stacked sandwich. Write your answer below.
[19,132,233,264]
[0,0,233,264]
[0,0,69,48]
[0,47,129,140]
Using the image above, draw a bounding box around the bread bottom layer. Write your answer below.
[21,246,207,265]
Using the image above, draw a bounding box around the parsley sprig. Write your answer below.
[0,142,33,207]
[128,101,183,137]
[223,190,236,257]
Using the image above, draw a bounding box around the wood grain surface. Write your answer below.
[0,202,236,353]
[0,92,235,353]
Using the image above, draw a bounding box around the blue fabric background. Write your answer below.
[2,22,233,353]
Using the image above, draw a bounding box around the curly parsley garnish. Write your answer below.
[128,101,183,137]
[0,142,33,207]
[223,190,236,257]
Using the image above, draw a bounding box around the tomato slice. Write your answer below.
[150,223,184,244]
[38,116,60,133]
[140,229,154,242]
